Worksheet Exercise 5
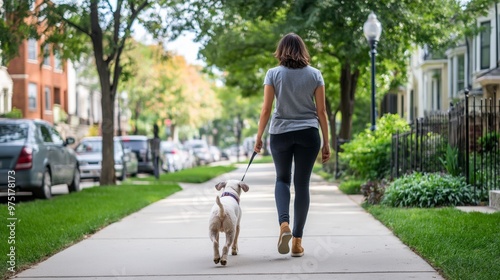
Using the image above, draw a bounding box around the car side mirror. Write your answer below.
[65,137,76,145]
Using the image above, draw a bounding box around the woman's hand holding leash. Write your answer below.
[321,144,330,163]
[254,138,263,153]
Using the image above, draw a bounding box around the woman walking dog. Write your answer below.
[254,33,330,257]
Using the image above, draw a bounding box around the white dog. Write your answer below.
[209,180,249,266]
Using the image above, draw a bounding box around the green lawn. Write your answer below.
[0,183,180,279]
[131,165,236,183]
[0,165,236,279]
[366,206,500,280]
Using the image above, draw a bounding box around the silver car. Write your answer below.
[75,137,138,181]
[0,118,80,199]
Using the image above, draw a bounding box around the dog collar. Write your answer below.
[221,192,239,204]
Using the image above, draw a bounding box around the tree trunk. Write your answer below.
[339,63,360,140]
[325,98,336,149]
[133,101,141,135]
[99,81,116,185]
[90,1,115,185]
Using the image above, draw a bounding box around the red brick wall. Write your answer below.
[7,39,68,123]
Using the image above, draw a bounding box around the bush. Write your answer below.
[478,132,500,153]
[338,179,364,194]
[339,114,410,180]
[382,172,477,208]
[439,144,460,176]
[361,180,388,204]
[0,107,23,118]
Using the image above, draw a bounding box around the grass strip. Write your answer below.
[338,179,364,194]
[133,165,236,183]
[313,164,334,182]
[0,183,180,279]
[366,205,500,280]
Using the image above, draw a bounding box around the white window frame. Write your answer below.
[28,83,37,110]
[27,39,38,61]
[44,86,51,111]
[43,45,51,67]
[480,21,491,70]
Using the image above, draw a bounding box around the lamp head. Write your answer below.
[363,12,382,43]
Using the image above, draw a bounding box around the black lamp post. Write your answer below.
[363,12,382,131]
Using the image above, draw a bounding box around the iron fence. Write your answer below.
[391,95,500,193]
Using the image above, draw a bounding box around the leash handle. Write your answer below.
[241,151,258,181]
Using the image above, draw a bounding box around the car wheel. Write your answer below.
[68,166,81,193]
[34,168,52,199]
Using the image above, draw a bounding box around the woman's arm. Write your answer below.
[254,85,275,153]
[314,85,330,163]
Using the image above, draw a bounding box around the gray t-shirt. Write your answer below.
[264,65,325,134]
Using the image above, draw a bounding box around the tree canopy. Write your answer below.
[183,0,496,144]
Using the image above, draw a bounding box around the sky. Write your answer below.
[132,25,203,66]
[165,32,203,66]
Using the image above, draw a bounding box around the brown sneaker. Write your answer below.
[291,237,304,257]
[277,222,292,254]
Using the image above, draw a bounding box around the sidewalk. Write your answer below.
[15,163,443,280]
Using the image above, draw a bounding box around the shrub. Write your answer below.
[339,114,410,180]
[361,180,387,204]
[439,144,460,176]
[0,107,23,118]
[338,179,364,194]
[382,172,477,208]
[478,132,500,153]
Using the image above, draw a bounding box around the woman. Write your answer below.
[254,33,330,257]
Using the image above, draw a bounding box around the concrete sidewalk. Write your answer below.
[15,164,443,280]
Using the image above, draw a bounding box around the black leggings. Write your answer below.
[270,128,320,237]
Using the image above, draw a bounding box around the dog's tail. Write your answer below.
[216,196,225,220]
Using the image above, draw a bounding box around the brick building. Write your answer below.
[7,38,68,124]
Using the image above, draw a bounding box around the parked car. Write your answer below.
[184,139,212,165]
[209,146,222,162]
[0,118,80,199]
[160,141,185,172]
[116,135,154,174]
[74,136,138,181]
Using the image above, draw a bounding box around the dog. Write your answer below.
[209,180,249,266]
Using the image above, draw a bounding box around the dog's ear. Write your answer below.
[238,182,249,192]
[215,182,226,191]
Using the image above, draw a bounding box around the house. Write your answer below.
[0,62,13,115]
[0,0,14,116]
[65,59,103,139]
[7,38,68,124]
[5,0,68,124]
[404,3,500,120]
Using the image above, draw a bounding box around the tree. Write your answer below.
[184,0,495,147]
[120,40,221,139]
[2,0,188,185]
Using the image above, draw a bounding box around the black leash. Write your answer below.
[241,151,258,181]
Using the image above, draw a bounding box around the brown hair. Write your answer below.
[274,33,310,69]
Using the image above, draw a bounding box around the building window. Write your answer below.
[54,51,62,70]
[28,83,37,110]
[54,87,61,105]
[44,87,51,111]
[400,95,404,118]
[457,54,465,92]
[43,45,51,66]
[480,21,491,70]
[28,39,37,61]
[431,72,441,111]
[410,90,414,120]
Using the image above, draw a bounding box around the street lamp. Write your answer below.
[363,12,382,131]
